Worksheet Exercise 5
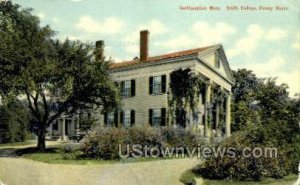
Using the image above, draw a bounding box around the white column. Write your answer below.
[49,122,53,137]
[204,81,211,137]
[62,118,66,139]
[225,93,232,137]
[215,102,220,137]
[76,115,80,136]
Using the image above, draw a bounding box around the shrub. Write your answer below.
[77,127,127,160]
[161,127,202,149]
[193,123,295,181]
[67,126,204,160]
[0,100,30,143]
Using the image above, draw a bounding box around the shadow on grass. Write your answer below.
[15,147,58,156]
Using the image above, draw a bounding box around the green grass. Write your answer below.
[22,152,117,165]
[0,141,33,148]
[202,174,298,185]
[20,147,177,165]
[180,170,298,185]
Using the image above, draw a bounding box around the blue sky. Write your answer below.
[14,0,300,96]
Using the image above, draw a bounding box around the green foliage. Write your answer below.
[169,68,206,110]
[68,126,204,160]
[180,170,197,185]
[231,69,263,131]
[0,2,120,150]
[0,100,30,143]
[194,69,300,181]
[194,123,291,181]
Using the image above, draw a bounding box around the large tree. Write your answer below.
[0,1,120,150]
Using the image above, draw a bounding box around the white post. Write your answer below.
[204,81,211,137]
[49,122,53,137]
[225,93,232,137]
[215,102,220,137]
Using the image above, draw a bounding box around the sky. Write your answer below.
[13,0,300,96]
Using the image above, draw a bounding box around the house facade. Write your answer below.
[98,30,234,138]
[48,30,234,140]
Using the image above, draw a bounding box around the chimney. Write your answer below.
[140,30,149,61]
[95,40,104,61]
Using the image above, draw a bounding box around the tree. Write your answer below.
[0,100,30,143]
[231,69,263,131]
[0,1,121,150]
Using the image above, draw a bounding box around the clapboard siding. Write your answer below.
[97,59,196,126]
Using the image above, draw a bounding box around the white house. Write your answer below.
[48,30,234,140]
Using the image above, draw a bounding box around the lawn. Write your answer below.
[19,146,178,165]
[202,174,298,185]
[0,141,33,148]
[180,170,298,185]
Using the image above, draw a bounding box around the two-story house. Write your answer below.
[98,30,234,138]
[48,30,234,140]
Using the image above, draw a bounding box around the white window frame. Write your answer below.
[107,112,114,126]
[122,80,131,97]
[153,76,162,94]
[153,109,161,127]
[124,110,131,128]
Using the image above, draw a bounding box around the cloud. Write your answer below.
[154,34,195,51]
[154,21,236,51]
[123,20,168,43]
[75,16,125,34]
[122,20,168,55]
[292,31,300,50]
[36,12,45,19]
[227,24,265,58]
[227,25,289,58]
[265,28,287,41]
[69,0,86,2]
[192,21,236,45]
[241,55,300,96]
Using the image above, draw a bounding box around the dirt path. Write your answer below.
[0,143,198,185]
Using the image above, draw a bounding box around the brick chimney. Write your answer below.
[95,40,104,61]
[140,30,149,61]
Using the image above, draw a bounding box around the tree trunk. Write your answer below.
[37,128,46,151]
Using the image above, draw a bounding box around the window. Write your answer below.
[107,112,114,126]
[52,120,58,130]
[122,80,131,97]
[124,111,131,128]
[121,80,135,97]
[149,108,166,126]
[104,111,118,127]
[149,75,166,94]
[120,110,135,128]
[153,109,161,127]
[153,76,162,94]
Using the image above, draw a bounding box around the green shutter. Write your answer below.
[130,110,135,126]
[120,111,123,126]
[120,81,125,96]
[114,110,118,127]
[161,108,166,126]
[149,109,153,126]
[149,77,153,94]
[161,75,166,93]
[131,80,135,96]
[104,112,108,125]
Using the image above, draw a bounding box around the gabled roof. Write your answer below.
[109,45,216,69]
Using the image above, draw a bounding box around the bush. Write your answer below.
[66,126,204,160]
[0,100,30,143]
[76,127,127,160]
[193,123,295,181]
